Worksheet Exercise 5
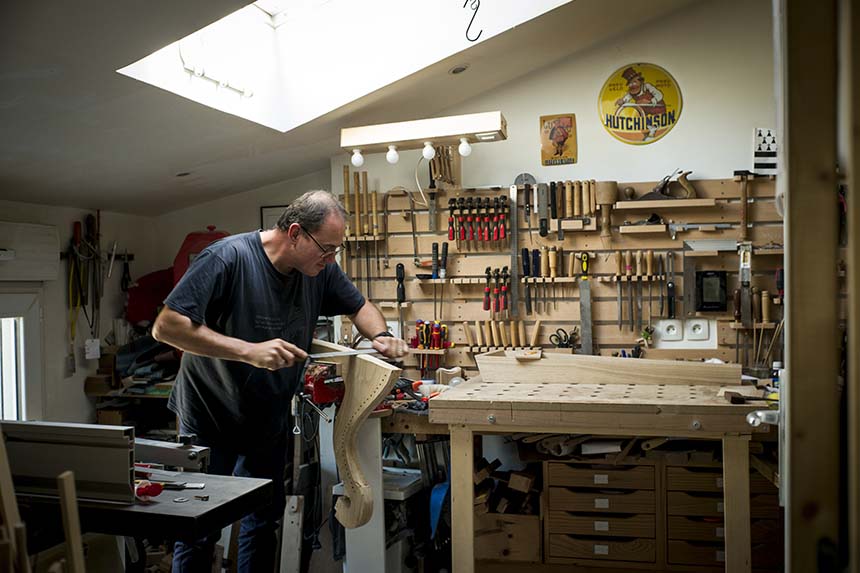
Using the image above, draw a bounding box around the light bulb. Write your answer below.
[422,142,436,160]
[458,138,472,157]
[350,149,364,167]
[386,145,399,164]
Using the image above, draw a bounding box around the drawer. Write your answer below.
[668,516,781,543]
[549,535,656,562]
[667,467,777,494]
[548,512,655,538]
[474,513,541,562]
[668,540,783,568]
[549,487,655,514]
[668,492,780,518]
[548,463,655,490]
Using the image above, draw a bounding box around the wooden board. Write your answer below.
[474,351,741,386]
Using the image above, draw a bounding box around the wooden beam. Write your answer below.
[57,471,85,573]
[722,436,751,573]
[779,0,841,568]
[450,425,475,573]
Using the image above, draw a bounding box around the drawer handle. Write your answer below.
[715,477,724,489]
[717,501,724,513]
[593,520,609,532]
[716,526,724,538]
[593,474,609,485]
[593,544,609,555]
[716,550,725,562]
[594,498,610,509]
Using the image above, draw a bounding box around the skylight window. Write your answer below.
[118,0,570,133]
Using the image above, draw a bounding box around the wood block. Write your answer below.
[474,458,502,485]
[507,471,535,493]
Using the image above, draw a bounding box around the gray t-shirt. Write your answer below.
[164,231,363,450]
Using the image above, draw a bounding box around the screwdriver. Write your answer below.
[431,242,439,279]
[532,249,541,314]
[447,198,456,242]
[733,286,742,363]
[483,267,492,312]
[439,242,448,279]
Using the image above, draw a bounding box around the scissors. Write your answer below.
[550,327,578,348]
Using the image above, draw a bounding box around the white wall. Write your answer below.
[330,0,775,193]
[152,167,330,266]
[0,200,161,422]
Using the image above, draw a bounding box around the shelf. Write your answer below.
[613,198,717,210]
[729,322,778,330]
[467,346,536,353]
[521,277,579,284]
[345,234,385,242]
[598,275,665,283]
[555,218,597,231]
[409,348,447,355]
[619,224,667,234]
[753,248,784,256]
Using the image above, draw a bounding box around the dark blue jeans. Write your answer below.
[172,426,288,573]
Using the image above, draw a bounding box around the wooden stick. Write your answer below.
[484,320,493,348]
[573,180,582,217]
[353,172,361,239]
[361,171,370,235]
[474,320,484,347]
[762,319,785,364]
[57,471,84,573]
[518,320,526,348]
[490,321,501,348]
[509,320,518,348]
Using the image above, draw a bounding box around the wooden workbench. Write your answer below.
[429,376,767,573]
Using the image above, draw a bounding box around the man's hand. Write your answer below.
[244,339,308,370]
[372,336,408,359]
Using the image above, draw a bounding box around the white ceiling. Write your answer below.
[0,0,696,216]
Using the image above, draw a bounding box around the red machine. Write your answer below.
[302,362,345,406]
[172,225,229,285]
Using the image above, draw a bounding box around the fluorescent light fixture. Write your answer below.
[340,111,507,156]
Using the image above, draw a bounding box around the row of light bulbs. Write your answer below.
[350,138,473,167]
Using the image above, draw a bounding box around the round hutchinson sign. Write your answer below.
[599,63,682,145]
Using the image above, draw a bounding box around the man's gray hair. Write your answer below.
[275,190,347,233]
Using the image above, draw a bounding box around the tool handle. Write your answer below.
[589,180,597,215]
[440,242,448,277]
[761,290,771,323]
[573,180,582,217]
[431,243,439,279]
[549,182,558,219]
[564,181,574,216]
[490,321,501,348]
[616,251,623,276]
[518,320,526,347]
[474,319,484,346]
[582,182,592,217]
[752,287,761,322]
[395,263,405,304]
[548,247,558,278]
[361,172,370,235]
[540,246,549,277]
[625,250,633,276]
[371,190,379,237]
[353,172,361,237]
[532,250,540,278]
[529,320,542,347]
[462,321,475,347]
[342,166,352,237]
[733,288,741,321]
[635,250,643,277]
[646,250,654,276]
[667,279,676,319]
[522,248,530,276]
[525,280,532,314]
[483,285,490,311]
[539,218,548,237]
[498,321,509,347]
[510,320,518,347]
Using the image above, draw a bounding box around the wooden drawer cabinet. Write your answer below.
[668,491,779,518]
[548,463,655,490]
[668,516,780,543]
[475,513,541,562]
[549,511,655,538]
[549,487,655,514]
[667,467,777,494]
[549,535,656,562]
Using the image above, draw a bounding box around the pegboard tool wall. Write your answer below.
[340,175,784,379]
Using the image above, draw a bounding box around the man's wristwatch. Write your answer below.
[373,331,394,339]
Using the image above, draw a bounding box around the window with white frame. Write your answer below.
[0,316,24,420]
[0,291,44,421]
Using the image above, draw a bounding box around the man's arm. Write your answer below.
[348,301,408,358]
[152,307,307,370]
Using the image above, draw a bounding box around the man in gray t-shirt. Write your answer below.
[153,190,406,572]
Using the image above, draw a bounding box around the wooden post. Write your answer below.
[57,471,85,573]
[721,436,751,573]
[450,425,474,573]
[779,0,841,569]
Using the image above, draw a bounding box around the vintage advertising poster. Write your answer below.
[598,63,682,145]
[540,114,577,166]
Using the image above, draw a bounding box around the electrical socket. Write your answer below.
[661,319,683,341]
[685,319,709,341]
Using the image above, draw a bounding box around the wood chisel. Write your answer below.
[658,254,665,317]
[616,251,623,331]
[646,250,654,327]
[372,189,380,274]
[577,252,593,355]
[532,249,541,314]
[573,180,582,218]
[395,263,405,337]
[537,183,549,237]
[666,251,676,319]
[474,319,484,347]
[524,183,534,244]
[564,181,574,221]
[635,250,643,333]
[540,245,549,311]
[625,250,634,331]
[508,185,519,317]
[548,246,558,309]
[522,248,532,315]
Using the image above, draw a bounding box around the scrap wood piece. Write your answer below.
[312,340,401,529]
[508,471,536,493]
[474,458,502,485]
[57,471,85,573]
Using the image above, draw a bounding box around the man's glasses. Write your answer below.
[301,225,344,258]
